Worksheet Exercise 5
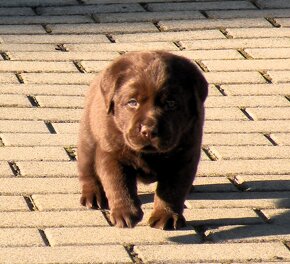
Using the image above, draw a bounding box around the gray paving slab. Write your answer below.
[37,3,144,15]
[147,1,255,11]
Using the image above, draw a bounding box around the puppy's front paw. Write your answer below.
[80,184,108,210]
[148,209,186,230]
[110,205,143,228]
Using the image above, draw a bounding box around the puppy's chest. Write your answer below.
[122,152,172,182]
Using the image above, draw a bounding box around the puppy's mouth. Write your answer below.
[125,134,177,154]
[125,136,159,153]
[141,144,158,153]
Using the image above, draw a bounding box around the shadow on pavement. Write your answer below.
[139,180,290,243]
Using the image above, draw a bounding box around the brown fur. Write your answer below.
[77,51,208,229]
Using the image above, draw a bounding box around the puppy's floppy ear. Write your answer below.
[100,57,132,114]
[194,68,208,103]
[168,54,208,104]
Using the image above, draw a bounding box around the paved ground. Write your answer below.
[0,0,290,263]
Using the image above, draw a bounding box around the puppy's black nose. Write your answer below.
[140,124,158,139]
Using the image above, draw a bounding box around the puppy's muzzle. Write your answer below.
[140,123,158,140]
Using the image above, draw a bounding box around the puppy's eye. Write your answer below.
[165,100,177,110]
[127,98,139,108]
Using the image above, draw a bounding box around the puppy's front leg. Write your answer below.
[149,167,195,230]
[96,151,143,228]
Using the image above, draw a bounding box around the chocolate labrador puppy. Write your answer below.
[77,51,208,229]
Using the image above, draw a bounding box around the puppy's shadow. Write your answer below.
[141,180,290,244]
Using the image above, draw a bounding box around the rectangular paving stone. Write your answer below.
[228,28,290,38]
[96,10,204,23]
[0,7,35,16]
[212,146,290,160]
[264,209,290,224]
[0,107,82,121]
[203,133,271,146]
[0,61,78,72]
[0,84,87,96]
[199,85,218,97]
[1,133,78,146]
[221,84,290,96]
[274,133,290,145]
[198,159,290,176]
[0,120,48,133]
[181,38,290,50]
[36,95,84,108]
[245,48,290,59]
[160,18,271,31]
[206,9,290,19]
[45,226,200,246]
[0,147,70,161]
[0,228,44,247]
[114,30,225,42]
[184,208,263,226]
[49,22,158,34]
[34,192,173,212]
[37,3,144,15]
[135,242,290,263]
[204,120,290,133]
[204,71,266,84]
[0,245,131,264]
[256,0,290,8]
[32,194,81,211]
[0,25,45,34]
[0,162,13,177]
[0,196,28,211]
[147,1,255,11]
[206,108,248,121]
[0,210,107,227]
[2,34,109,44]
[86,0,194,2]
[247,107,290,120]
[0,0,77,6]
[85,0,192,2]
[18,161,78,177]
[52,122,79,134]
[173,50,243,60]
[0,15,93,24]
[9,51,119,61]
[206,96,289,108]
[0,178,78,194]
[241,175,290,192]
[207,84,223,96]
[0,73,19,83]
[79,60,111,72]
[0,43,58,51]
[207,224,290,243]
[203,59,290,71]
[275,18,290,27]
[0,94,30,107]
[22,73,94,84]
[65,42,179,52]
[187,191,290,209]
[192,176,237,192]
[268,71,290,83]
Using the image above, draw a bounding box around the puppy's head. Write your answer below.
[100,51,208,153]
